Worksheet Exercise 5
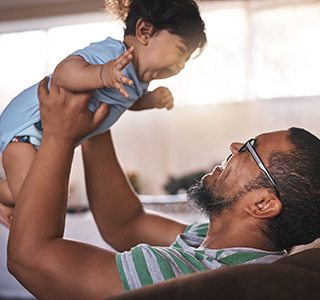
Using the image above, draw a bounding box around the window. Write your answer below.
[0,1,319,110]
[251,4,320,99]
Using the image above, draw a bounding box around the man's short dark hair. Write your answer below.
[255,127,320,250]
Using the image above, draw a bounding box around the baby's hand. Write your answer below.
[149,87,174,110]
[100,46,134,98]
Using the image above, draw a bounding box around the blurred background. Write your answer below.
[1,1,320,298]
[0,0,319,200]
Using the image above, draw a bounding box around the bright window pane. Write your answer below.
[0,2,319,109]
[252,4,320,98]
[149,5,247,105]
[0,30,47,90]
[47,21,123,72]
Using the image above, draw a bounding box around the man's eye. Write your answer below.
[242,146,248,152]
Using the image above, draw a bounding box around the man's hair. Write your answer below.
[253,127,320,250]
[105,0,207,56]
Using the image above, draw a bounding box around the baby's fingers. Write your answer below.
[159,92,174,104]
[120,73,134,87]
[115,46,134,71]
[163,96,174,110]
[160,92,174,110]
[116,72,135,97]
[116,82,129,98]
[165,101,174,110]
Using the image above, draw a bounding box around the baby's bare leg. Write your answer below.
[2,142,37,202]
[0,179,14,207]
[0,202,13,228]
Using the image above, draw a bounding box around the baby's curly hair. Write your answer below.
[104,0,207,55]
[104,0,131,22]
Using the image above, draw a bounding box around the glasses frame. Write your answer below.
[238,138,281,200]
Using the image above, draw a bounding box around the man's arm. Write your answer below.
[7,78,124,299]
[82,131,187,252]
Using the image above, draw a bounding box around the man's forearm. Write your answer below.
[8,134,122,299]
[7,135,75,294]
[82,131,187,251]
[82,131,145,250]
[7,78,121,299]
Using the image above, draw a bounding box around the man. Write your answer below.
[7,78,320,299]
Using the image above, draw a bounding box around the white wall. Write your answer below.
[69,95,320,204]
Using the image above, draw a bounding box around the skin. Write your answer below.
[0,202,13,228]
[7,79,293,299]
[82,131,187,252]
[202,131,291,199]
[7,78,187,299]
[0,19,194,228]
[123,20,195,84]
[54,19,193,107]
[200,131,291,250]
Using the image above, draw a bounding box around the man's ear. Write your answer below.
[244,191,282,219]
[135,19,154,45]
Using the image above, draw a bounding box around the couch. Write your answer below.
[1,195,319,300]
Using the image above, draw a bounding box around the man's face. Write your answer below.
[187,179,239,220]
[187,130,291,219]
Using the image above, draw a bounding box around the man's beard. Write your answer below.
[186,182,238,220]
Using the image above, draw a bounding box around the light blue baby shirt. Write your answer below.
[0,37,148,153]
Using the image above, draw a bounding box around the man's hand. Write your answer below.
[38,77,110,147]
[100,46,134,98]
[7,80,119,300]
[0,203,13,229]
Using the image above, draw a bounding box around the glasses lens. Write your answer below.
[248,139,255,147]
[239,139,255,152]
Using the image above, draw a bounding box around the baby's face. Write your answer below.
[136,30,195,83]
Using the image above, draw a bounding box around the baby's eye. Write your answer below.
[178,46,186,54]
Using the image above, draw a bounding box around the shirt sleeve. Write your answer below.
[115,243,205,291]
[115,223,210,291]
[71,38,124,65]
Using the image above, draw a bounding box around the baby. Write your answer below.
[0,0,207,227]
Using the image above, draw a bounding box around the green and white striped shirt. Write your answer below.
[116,223,287,291]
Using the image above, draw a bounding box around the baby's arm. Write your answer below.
[53,46,134,98]
[129,86,174,111]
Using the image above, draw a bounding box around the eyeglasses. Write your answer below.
[238,138,281,200]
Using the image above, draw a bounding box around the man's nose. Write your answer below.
[230,142,243,154]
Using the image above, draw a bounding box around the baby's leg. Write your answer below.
[0,202,14,228]
[2,142,37,201]
[0,179,14,207]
